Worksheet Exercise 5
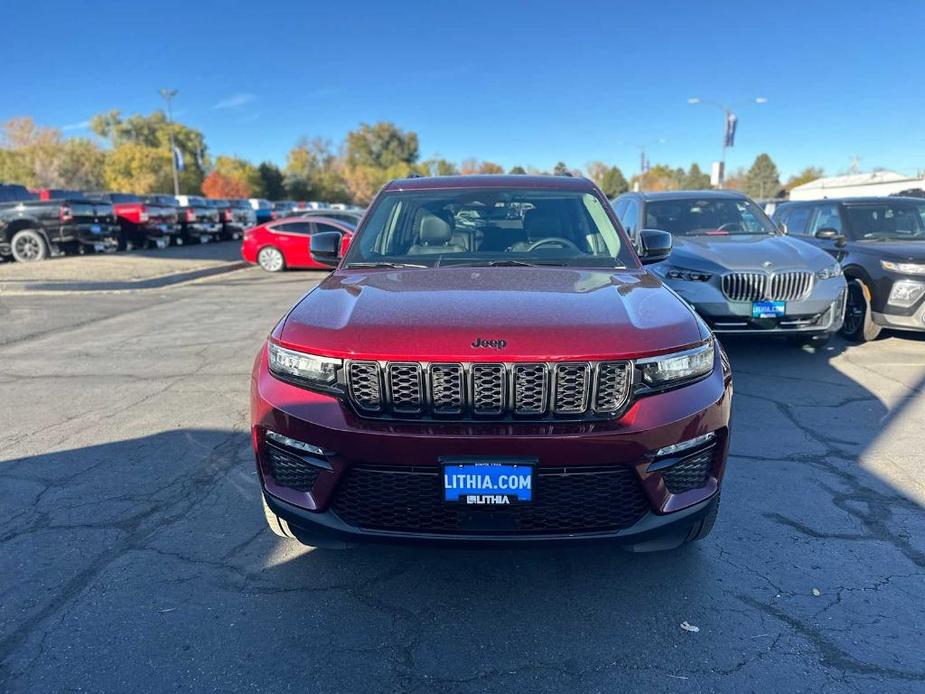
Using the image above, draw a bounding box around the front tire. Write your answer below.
[685,492,720,543]
[11,229,48,262]
[841,280,881,342]
[257,246,285,272]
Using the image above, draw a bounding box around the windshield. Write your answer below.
[342,188,634,268]
[646,197,777,236]
[844,202,925,241]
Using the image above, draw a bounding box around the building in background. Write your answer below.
[789,171,925,200]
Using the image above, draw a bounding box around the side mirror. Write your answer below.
[638,229,672,265]
[814,228,847,246]
[310,231,343,267]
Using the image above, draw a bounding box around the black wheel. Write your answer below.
[11,229,48,262]
[685,491,720,543]
[257,246,286,272]
[262,496,297,540]
[841,280,881,342]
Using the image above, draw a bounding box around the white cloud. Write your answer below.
[213,93,256,110]
[61,120,90,131]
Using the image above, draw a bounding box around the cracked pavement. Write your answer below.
[1,267,924,692]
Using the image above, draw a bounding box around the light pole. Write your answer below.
[688,96,766,188]
[621,138,667,177]
[159,88,180,196]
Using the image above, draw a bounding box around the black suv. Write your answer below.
[773,197,925,340]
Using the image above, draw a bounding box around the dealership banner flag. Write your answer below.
[724,113,737,147]
[174,146,185,172]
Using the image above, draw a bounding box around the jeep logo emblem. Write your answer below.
[471,337,507,349]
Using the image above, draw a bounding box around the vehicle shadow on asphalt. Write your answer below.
[2,337,924,690]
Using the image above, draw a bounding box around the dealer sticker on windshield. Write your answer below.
[752,300,785,318]
[442,460,534,505]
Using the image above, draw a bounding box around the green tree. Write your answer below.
[58,138,106,190]
[599,166,629,198]
[479,161,504,174]
[785,166,824,191]
[0,117,106,189]
[258,162,286,199]
[345,121,418,169]
[743,153,781,198]
[508,165,527,175]
[421,158,459,176]
[553,161,570,176]
[632,164,681,192]
[90,110,207,193]
[286,137,350,202]
[681,163,711,190]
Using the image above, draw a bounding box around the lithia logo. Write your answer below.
[471,337,507,349]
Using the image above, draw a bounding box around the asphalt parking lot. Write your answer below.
[1,266,924,693]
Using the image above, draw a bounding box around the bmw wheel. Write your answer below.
[841,280,881,342]
[257,246,285,272]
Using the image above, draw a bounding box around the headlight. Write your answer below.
[881,260,925,275]
[638,340,714,388]
[658,266,712,282]
[268,342,341,386]
[816,262,843,280]
[887,280,925,308]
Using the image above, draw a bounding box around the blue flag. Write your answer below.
[174,146,185,172]
[724,113,737,147]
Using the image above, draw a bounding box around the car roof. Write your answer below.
[274,215,355,228]
[780,196,925,205]
[631,190,749,201]
[383,174,595,192]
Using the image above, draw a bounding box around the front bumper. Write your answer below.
[250,346,732,546]
[668,279,847,335]
[873,303,925,332]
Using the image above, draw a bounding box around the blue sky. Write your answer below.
[5,0,924,179]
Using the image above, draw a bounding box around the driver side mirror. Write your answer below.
[814,228,847,246]
[310,231,343,267]
[638,229,672,265]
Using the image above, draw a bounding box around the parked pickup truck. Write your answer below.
[173,195,222,244]
[90,192,181,250]
[203,198,253,240]
[0,183,119,262]
[227,199,257,235]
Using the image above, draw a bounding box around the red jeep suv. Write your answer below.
[251,175,732,550]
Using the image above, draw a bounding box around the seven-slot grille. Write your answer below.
[721,271,813,302]
[346,360,632,420]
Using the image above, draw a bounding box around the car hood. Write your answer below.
[853,239,925,262]
[277,267,705,361]
[661,234,831,272]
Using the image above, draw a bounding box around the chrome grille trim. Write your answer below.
[344,360,633,420]
[721,271,813,302]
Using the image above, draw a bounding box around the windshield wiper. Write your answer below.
[344,261,429,269]
[448,259,567,268]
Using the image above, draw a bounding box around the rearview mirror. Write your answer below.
[310,231,343,267]
[814,228,847,246]
[638,229,672,265]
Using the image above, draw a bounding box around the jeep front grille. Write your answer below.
[345,360,632,420]
[721,271,813,302]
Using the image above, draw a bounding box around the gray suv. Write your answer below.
[612,191,847,344]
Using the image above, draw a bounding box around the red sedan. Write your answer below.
[241,216,355,272]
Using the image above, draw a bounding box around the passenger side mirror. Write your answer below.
[814,228,847,246]
[637,229,672,265]
[310,231,343,267]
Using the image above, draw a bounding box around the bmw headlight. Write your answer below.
[657,265,712,282]
[268,342,341,386]
[637,340,714,388]
[881,260,925,275]
[816,261,843,280]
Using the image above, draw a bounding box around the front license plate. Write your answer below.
[752,300,785,318]
[442,460,534,505]
[90,224,101,233]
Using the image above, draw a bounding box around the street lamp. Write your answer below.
[688,96,767,188]
[159,88,180,196]
[620,138,667,176]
